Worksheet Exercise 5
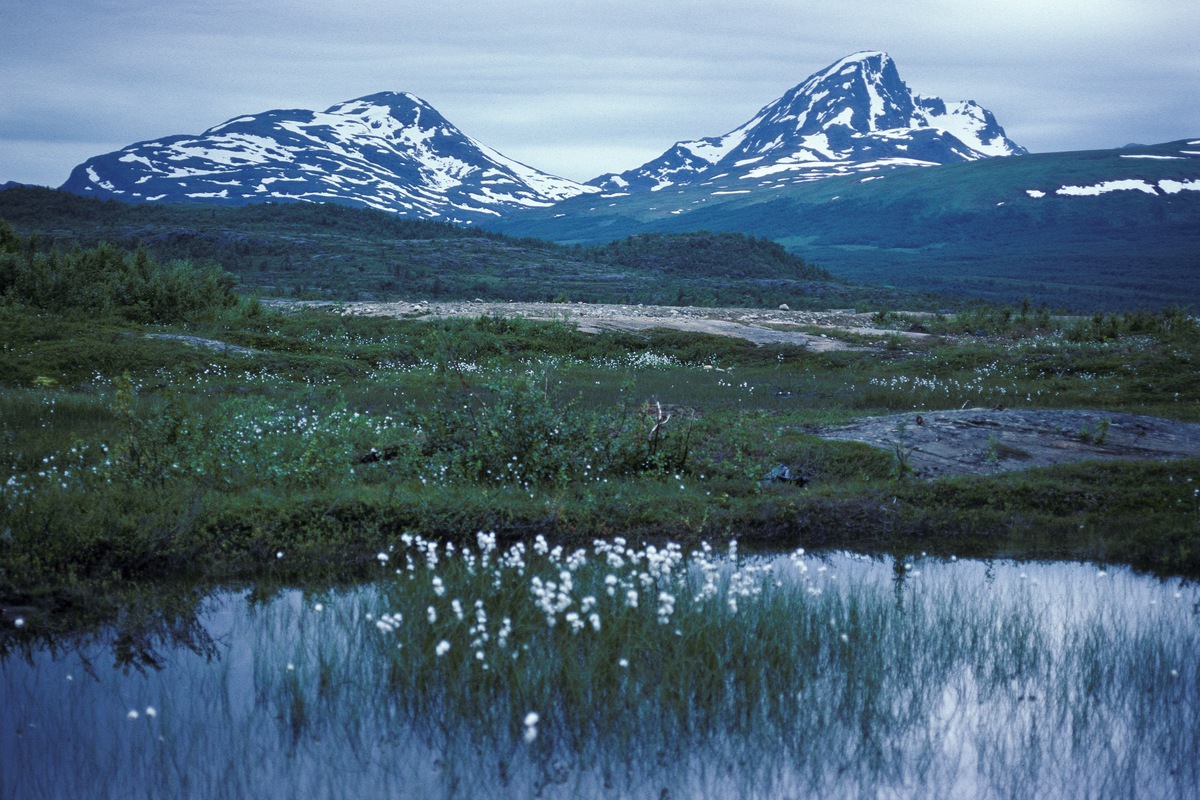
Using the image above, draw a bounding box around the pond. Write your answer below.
[3,539,1198,799]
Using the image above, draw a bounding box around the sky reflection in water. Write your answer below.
[2,552,1197,800]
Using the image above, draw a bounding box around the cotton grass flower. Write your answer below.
[435,640,451,657]
[523,711,539,743]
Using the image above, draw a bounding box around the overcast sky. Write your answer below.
[3,0,1198,187]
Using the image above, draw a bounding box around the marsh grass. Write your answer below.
[3,550,1197,799]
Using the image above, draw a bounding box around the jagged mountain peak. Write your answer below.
[769,50,917,134]
[590,51,1025,193]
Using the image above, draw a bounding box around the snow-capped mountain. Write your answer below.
[60,92,598,222]
[589,51,1026,193]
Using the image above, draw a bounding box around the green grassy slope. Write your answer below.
[489,140,1200,310]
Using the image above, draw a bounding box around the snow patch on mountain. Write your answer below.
[1056,180,1158,196]
[1027,179,1200,198]
[61,92,598,221]
[589,51,1025,194]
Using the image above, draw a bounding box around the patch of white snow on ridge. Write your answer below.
[1026,190,1046,198]
[119,153,155,168]
[469,137,597,201]
[210,116,257,131]
[684,132,746,165]
[798,133,837,159]
[86,166,119,191]
[1056,180,1156,196]
[828,108,856,128]
[920,100,1011,157]
[1160,179,1200,194]
[741,156,934,181]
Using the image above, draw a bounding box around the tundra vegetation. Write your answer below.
[2,221,1199,600]
[1,222,1198,798]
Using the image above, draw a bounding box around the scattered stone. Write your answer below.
[761,464,809,485]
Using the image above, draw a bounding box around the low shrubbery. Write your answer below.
[0,221,241,323]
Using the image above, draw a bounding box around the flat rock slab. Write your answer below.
[820,408,1200,478]
[140,333,260,355]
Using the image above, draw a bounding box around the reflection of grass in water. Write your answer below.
[261,539,1200,798]
[3,547,1197,799]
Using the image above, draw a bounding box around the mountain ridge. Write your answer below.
[57,51,1022,220]
[60,91,599,223]
[587,51,1025,193]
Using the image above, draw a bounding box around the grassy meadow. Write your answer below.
[2,232,1199,610]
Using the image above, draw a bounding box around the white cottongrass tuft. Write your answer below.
[435,640,451,657]
[523,711,539,743]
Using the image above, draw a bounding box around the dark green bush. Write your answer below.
[0,221,238,323]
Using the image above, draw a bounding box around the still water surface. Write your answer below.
[3,552,1197,799]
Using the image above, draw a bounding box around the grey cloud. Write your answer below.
[2,0,1198,185]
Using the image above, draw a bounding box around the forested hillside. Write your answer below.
[0,186,924,309]
[579,232,831,281]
